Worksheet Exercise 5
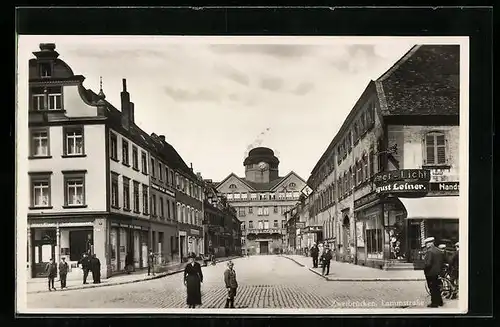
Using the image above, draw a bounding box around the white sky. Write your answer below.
[19,36,422,182]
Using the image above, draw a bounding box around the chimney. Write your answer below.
[121,79,131,129]
[190,163,193,171]
[159,135,166,142]
[129,102,135,124]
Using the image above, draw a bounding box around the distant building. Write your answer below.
[307,44,460,269]
[216,147,307,255]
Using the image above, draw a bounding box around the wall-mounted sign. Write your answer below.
[429,182,459,192]
[354,192,380,209]
[375,181,428,194]
[190,229,200,236]
[151,183,175,197]
[373,169,431,185]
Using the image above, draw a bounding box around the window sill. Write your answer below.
[133,210,140,214]
[62,205,88,209]
[133,166,140,172]
[123,208,131,212]
[62,154,87,158]
[122,162,130,168]
[422,164,452,170]
[30,109,66,114]
[29,206,53,210]
[29,155,52,160]
[110,157,120,163]
[111,205,120,210]
[142,171,148,176]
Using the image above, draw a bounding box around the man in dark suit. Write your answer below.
[78,253,91,284]
[310,244,319,268]
[423,237,444,307]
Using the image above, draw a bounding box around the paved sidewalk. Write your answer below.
[26,256,240,294]
[282,255,426,281]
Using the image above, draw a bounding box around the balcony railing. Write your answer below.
[245,228,286,235]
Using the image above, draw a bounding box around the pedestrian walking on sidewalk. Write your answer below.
[78,252,91,284]
[224,260,238,308]
[58,257,69,289]
[45,258,57,291]
[90,254,101,284]
[321,245,333,276]
[148,250,156,276]
[184,252,203,308]
[310,243,319,268]
[423,237,444,307]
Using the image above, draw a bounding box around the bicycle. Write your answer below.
[425,264,458,299]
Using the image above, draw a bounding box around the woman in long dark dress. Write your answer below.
[184,252,203,308]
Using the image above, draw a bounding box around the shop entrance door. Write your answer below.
[407,221,421,262]
[260,241,269,255]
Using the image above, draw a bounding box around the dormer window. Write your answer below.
[39,63,52,78]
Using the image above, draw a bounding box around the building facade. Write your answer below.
[174,168,204,260]
[306,44,460,269]
[26,43,205,278]
[216,147,307,255]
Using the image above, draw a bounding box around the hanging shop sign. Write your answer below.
[429,182,459,192]
[375,181,428,195]
[373,169,431,185]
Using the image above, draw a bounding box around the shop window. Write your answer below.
[69,230,93,261]
[366,229,383,258]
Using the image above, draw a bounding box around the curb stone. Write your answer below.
[282,255,426,282]
[27,256,241,294]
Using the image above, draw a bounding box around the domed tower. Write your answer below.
[244,147,280,183]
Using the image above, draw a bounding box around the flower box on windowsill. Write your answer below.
[28,155,52,160]
[29,206,53,210]
[62,205,88,209]
[62,154,87,158]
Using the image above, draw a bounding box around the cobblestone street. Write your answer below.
[25,255,458,310]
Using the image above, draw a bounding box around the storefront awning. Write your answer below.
[399,196,460,220]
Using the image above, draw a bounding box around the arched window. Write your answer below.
[424,131,447,165]
[229,184,237,189]
[289,182,296,188]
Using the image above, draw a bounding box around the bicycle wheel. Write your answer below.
[440,277,453,299]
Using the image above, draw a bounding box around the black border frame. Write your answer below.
[11,5,494,327]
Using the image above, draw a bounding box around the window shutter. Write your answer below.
[425,134,435,165]
[436,134,446,164]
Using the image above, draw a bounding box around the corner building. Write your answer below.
[307,44,460,269]
[216,147,307,255]
[26,43,204,279]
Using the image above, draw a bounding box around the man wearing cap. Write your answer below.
[310,243,319,268]
[423,237,444,307]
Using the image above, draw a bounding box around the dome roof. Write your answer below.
[244,147,279,166]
